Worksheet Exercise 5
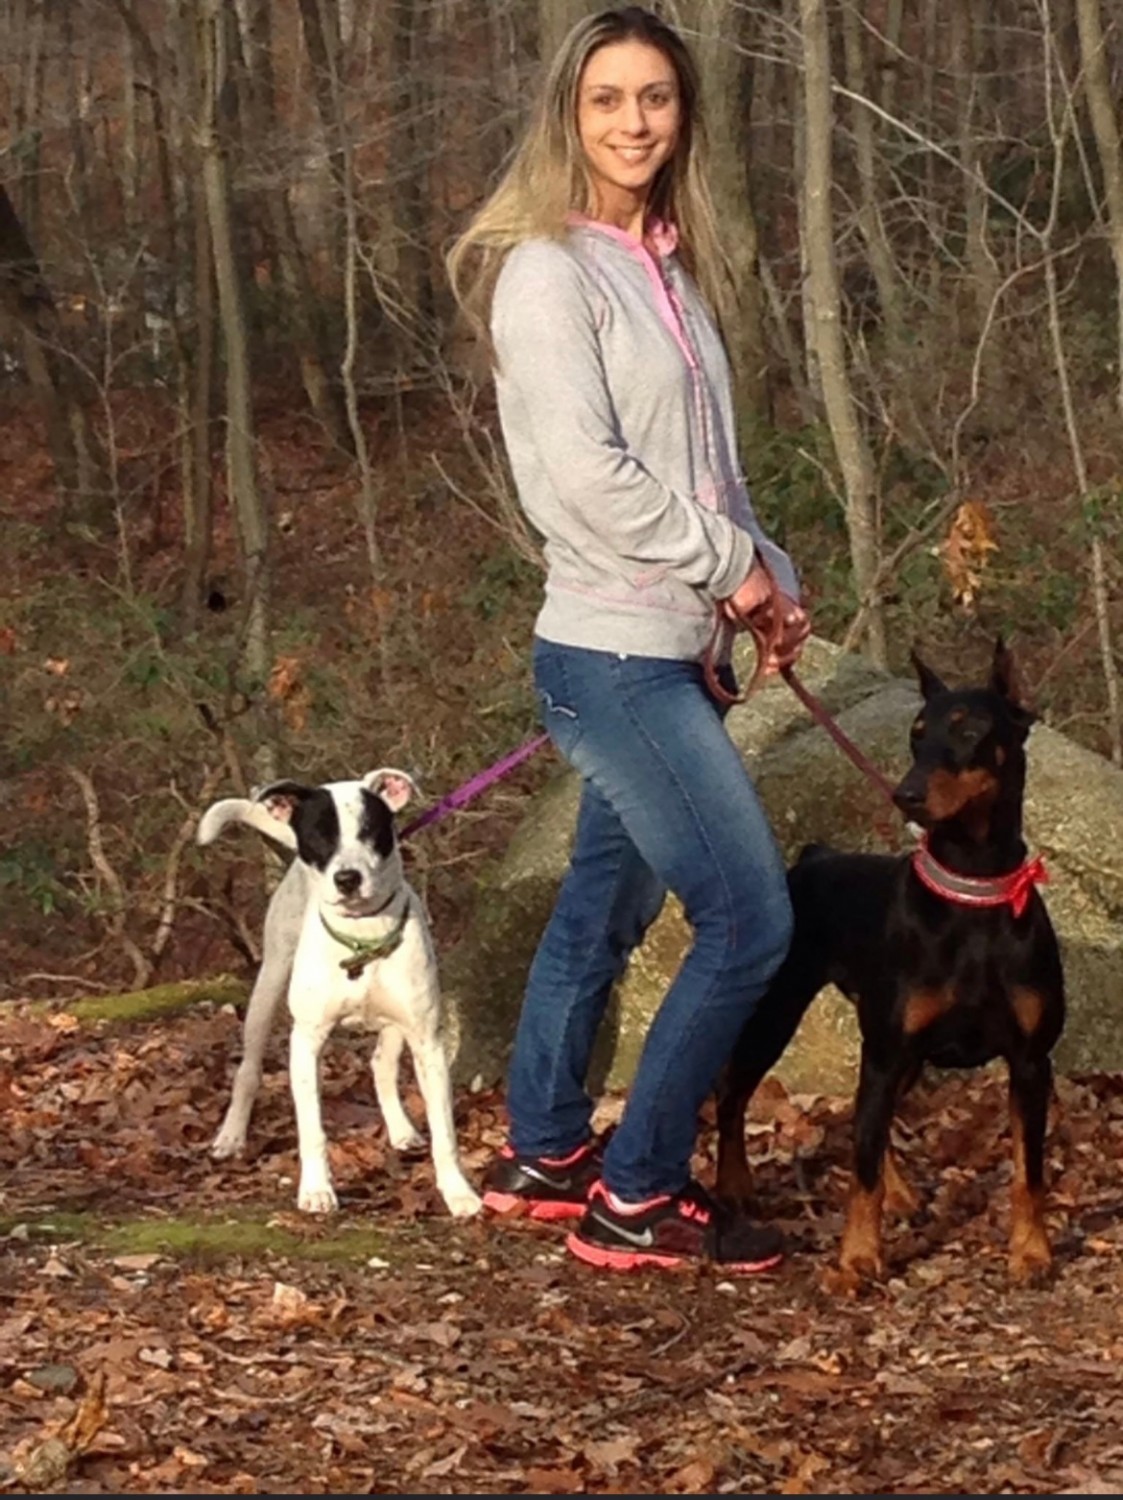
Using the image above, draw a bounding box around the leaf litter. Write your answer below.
[2,1005,1123,1492]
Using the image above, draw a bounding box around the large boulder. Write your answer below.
[443,638,1123,1096]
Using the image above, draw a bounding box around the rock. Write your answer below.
[443,637,1123,1095]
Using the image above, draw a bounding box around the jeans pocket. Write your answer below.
[533,644,584,761]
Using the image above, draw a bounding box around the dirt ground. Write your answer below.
[3,1002,1123,1495]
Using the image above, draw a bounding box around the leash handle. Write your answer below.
[701,565,786,708]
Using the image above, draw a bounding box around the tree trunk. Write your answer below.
[879,0,903,119]
[17,0,47,235]
[182,182,218,635]
[295,0,345,277]
[1073,0,1123,763]
[1075,0,1123,423]
[369,0,436,365]
[115,0,215,631]
[951,0,999,331]
[198,0,275,777]
[236,0,349,446]
[537,0,587,66]
[841,1,905,354]
[691,0,770,427]
[799,0,886,664]
[0,184,100,516]
[784,0,822,413]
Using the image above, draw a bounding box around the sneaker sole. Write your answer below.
[565,1231,784,1275]
[482,1189,587,1222]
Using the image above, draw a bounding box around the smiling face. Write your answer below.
[577,38,682,235]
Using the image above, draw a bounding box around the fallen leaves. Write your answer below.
[11,1369,109,1490]
[3,1008,1123,1493]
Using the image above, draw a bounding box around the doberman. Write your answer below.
[716,639,1065,1287]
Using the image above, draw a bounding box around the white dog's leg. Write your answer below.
[407,1028,481,1218]
[210,952,289,1157]
[211,867,303,1159]
[290,1021,338,1213]
[371,1026,426,1152]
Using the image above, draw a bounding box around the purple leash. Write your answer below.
[398,733,549,841]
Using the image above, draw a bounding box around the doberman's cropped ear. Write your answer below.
[363,768,419,813]
[910,648,948,702]
[252,779,314,824]
[989,636,1037,731]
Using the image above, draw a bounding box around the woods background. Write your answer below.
[2,0,1122,999]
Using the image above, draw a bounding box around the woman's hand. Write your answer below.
[719,559,773,624]
[720,564,811,673]
[764,595,811,674]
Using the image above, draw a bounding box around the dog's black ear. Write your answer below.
[252,779,313,824]
[989,636,1037,730]
[910,648,948,701]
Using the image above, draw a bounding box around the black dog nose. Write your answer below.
[892,778,928,818]
[334,869,362,896]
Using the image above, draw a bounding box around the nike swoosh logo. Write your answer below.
[590,1211,654,1248]
[522,1163,578,1189]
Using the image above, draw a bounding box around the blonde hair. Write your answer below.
[446,6,734,360]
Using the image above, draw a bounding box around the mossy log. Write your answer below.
[31,974,249,1025]
[1,1209,400,1264]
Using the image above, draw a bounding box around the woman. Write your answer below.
[447,6,810,1272]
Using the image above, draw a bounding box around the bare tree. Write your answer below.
[198,0,275,777]
[799,0,886,664]
[537,0,588,66]
[841,0,905,355]
[951,0,1000,331]
[0,185,100,515]
[1052,0,1121,762]
[690,0,771,425]
[234,0,348,446]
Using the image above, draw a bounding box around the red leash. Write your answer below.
[779,664,899,809]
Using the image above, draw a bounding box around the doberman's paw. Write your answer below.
[1009,1240,1053,1287]
[821,1260,878,1297]
[824,1248,885,1296]
[714,1159,755,1214]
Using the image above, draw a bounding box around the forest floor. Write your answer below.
[4,1002,1123,1494]
[3,383,1123,1493]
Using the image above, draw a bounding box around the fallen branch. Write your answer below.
[65,765,150,988]
[150,763,226,966]
[28,973,248,1025]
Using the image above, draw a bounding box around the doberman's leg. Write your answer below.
[838,1049,908,1285]
[715,954,824,1207]
[883,1061,923,1218]
[1007,1053,1053,1284]
[883,1147,920,1219]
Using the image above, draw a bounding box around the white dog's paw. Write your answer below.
[210,1124,247,1160]
[440,1179,483,1219]
[388,1125,427,1154]
[297,1180,339,1214]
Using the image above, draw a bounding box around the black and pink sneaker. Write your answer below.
[566,1179,785,1273]
[481,1140,602,1221]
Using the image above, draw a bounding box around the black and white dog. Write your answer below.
[198,770,481,1219]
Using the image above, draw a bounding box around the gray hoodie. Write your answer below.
[492,218,799,661]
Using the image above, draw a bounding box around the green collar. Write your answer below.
[320,905,408,981]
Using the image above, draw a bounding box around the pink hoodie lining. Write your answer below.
[567,214,696,371]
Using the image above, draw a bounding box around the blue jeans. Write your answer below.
[506,639,794,1200]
